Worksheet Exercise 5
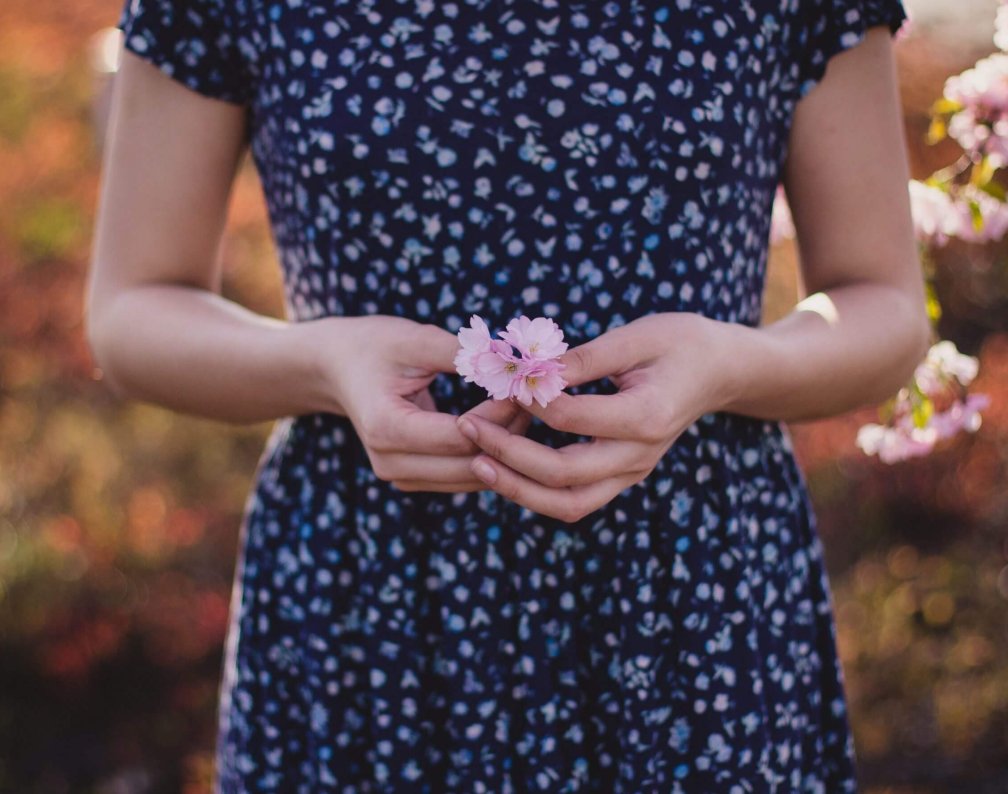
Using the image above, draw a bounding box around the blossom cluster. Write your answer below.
[856,342,990,463]
[943,51,1008,167]
[454,315,568,407]
[908,180,1008,247]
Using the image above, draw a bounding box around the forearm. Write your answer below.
[86,284,341,424]
[712,281,932,423]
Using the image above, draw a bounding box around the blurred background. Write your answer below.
[0,0,1006,791]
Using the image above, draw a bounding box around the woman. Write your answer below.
[87,0,928,790]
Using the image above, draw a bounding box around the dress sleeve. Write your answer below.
[796,0,909,100]
[116,0,252,105]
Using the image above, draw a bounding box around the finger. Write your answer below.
[458,413,654,487]
[464,396,523,427]
[521,389,669,441]
[364,401,478,455]
[396,324,468,376]
[369,451,478,483]
[557,326,643,387]
[469,454,642,523]
[390,479,486,493]
[459,395,535,435]
[407,388,438,411]
[506,408,533,436]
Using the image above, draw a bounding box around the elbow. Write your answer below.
[84,294,130,400]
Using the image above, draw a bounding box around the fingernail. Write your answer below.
[457,417,477,441]
[472,459,496,484]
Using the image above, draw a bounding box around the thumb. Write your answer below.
[462,396,523,428]
[558,329,637,387]
[401,324,466,375]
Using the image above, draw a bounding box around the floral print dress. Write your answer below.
[117,0,907,791]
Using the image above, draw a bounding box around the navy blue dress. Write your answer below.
[117,1,907,791]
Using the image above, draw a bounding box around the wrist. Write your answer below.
[297,316,350,416]
[701,316,769,415]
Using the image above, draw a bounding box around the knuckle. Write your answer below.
[499,480,521,502]
[485,435,506,460]
[641,424,667,445]
[358,417,390,451]
[546,404,573,433]
[370,455,394,481]
[648,403,677,442]
[570,347,592,379]
[541,466,571,489]
[558,503,585,524]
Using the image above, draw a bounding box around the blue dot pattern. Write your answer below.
[117,1,907,791]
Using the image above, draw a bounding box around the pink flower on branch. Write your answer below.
[856,341,990,463]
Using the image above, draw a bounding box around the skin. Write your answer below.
[87,26,930,521]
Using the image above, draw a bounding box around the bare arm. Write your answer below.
[86,51,529,492]
[717,26,932,421]
[86,51,334,424]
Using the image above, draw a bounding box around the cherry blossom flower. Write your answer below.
[472,340,523,400]
[856,422,939,464]
[908,180,1008,246]
[953,185,1008,243]
[929,393,990,439]
[914,340,980,393]
[499,315,568,360]
[996,0,1008,52]
[454,314,569,406]
[908,180,962,245]
[944,52,1008,115]
[856,341,989,463]
[856,392,990,464]
[511,358,567,408]
[453,314,493,382]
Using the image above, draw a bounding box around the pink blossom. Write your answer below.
[856,422,937,464]
[472,340,522,400]
[953,185,1008,243]
[929,393,991,439]
[908,180,1008,246]
[943,53,1008,166]
[997,1,1008,52]
[454,313,569,406]
[499,315,568,360]
[453,315,494,382]
[913,340,980,394]
[944,52,1008,115]
[946,106,1008,167]
[511,358,568,408]
[857,337,990,463]
[908,180,961,246]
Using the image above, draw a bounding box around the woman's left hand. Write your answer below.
[454,312,739,523]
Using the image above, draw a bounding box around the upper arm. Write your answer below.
[781,26,923,308]
[86,49,248,332]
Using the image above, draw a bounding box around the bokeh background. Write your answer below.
[0,0,1006,791]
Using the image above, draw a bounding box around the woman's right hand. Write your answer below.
[312,314,532,493]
